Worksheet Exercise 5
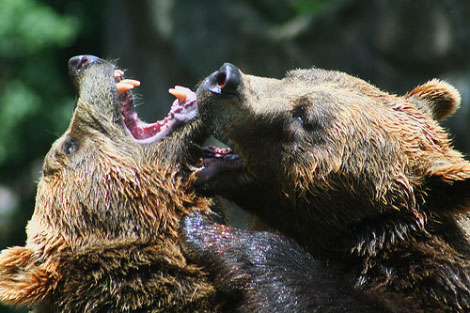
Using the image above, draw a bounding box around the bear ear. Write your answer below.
[405,79,461,121]
[0,247,56,306]
[426,160,470,213]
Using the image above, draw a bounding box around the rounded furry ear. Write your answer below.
[406,79,461,121]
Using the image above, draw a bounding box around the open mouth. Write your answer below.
[113,69,243,181]
[195,145,243,183]
[113,69,197,144]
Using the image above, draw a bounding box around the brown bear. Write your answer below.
[0,55,227,313]
[0,55,383,313]
[194,63,470,312]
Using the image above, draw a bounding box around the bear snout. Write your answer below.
[203,62,241,96]
[68,55,102,78]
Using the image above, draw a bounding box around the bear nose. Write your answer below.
[205,63,241,96]
[68,55,101,76]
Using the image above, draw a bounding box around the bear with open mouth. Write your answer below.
[0,55,221,312]
[195,63,470,312]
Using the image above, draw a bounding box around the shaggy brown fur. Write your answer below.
[1,55,376,313]
[196,63,470,312]
[0,55,226,312]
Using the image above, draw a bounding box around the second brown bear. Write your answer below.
[195,63,470,313]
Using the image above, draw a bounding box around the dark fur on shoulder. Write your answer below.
[181,212,387,313]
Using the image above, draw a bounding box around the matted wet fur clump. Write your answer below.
[195,63,470,312]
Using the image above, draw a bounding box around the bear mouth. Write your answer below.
[113,70,243,180]
[114,69,197,144]
[195,145,244,183]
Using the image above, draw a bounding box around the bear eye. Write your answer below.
[292,107,304,123]
[63,136,78,156]
[291,106,315,131]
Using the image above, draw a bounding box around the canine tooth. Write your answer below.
[115,79,140,94]
[121,79,141,87]
[116,82,135,95]
[114,69,124,78]
[169,86,189,104]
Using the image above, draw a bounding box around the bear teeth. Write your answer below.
[115,80,198,142]
[114,69,124,79]
[169,85,189,104]
[113,69,140,95]
[116,79,141,96]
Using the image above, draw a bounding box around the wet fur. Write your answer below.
[197,66,470,312]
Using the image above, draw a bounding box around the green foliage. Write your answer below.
[293,0,335,14]
[0,0,78,57]
[0,0,79,167]
[0,80,40,162]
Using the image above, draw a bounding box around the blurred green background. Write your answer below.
[0,0,469,312]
